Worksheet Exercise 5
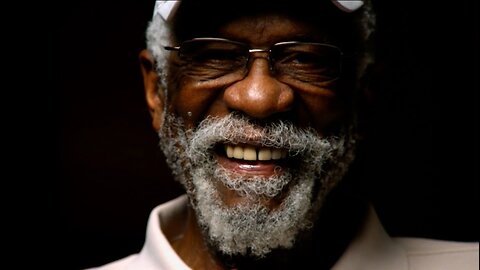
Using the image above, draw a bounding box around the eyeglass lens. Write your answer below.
[173,39,342,84]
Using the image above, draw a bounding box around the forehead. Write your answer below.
[216,15,326,46]
[171,1,355,45]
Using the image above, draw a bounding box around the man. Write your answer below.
[88,0,479,269]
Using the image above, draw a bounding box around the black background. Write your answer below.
[47,1,479,269]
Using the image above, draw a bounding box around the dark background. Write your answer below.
[51,1,478,269]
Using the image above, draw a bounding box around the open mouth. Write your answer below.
[214,143,291,176]
[224,144,288,161]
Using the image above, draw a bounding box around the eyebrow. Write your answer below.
[289,34,334,44]
[209,34,334,48]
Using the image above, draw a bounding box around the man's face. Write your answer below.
[151,13,357,257]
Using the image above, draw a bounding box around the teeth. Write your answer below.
[258,148,271,160]
[271,149,282,160]
[224,145,288,161]
[225,145,234,158]
[243,146,257,161]
[233,146,244,159]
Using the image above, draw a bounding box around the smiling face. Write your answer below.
[142,6,361,258]
[169,13,353,132]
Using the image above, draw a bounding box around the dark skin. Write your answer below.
[140,12,367,270]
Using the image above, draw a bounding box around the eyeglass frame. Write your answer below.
[163,37,345,84]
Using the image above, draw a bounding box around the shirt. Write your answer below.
[87,195,479,270]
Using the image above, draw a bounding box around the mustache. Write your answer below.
[187,113,337,161]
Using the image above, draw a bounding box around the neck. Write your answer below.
[172,185,369,270]
[220,186,369,270]
[171,206,225,270]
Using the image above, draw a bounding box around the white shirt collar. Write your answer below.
[136,195,191,270]
[133,195,407,270]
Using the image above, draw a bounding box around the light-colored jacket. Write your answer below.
[87,195,479,270]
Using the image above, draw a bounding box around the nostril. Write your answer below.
[244,111,296,126]
[277,88,295,111]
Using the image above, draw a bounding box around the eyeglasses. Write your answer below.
[164,38,344,85]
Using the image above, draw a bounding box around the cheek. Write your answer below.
[278,77,349,133]
[169,78,227,129]
[167,70,349,133]
[296,89,348,134]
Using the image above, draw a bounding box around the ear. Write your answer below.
[139,49,165,132]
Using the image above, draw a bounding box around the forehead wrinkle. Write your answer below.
[217,14,315,46]
[253,16,268,45]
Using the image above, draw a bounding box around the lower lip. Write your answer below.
[215,154,285,176]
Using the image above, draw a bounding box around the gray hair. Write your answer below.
[145,13,172,91]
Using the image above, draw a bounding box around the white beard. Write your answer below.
[158,113,357,257]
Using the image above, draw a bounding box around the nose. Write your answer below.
[223,57,294,119]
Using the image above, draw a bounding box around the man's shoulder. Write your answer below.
[82,196,190,270]
[394,237,479,270]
